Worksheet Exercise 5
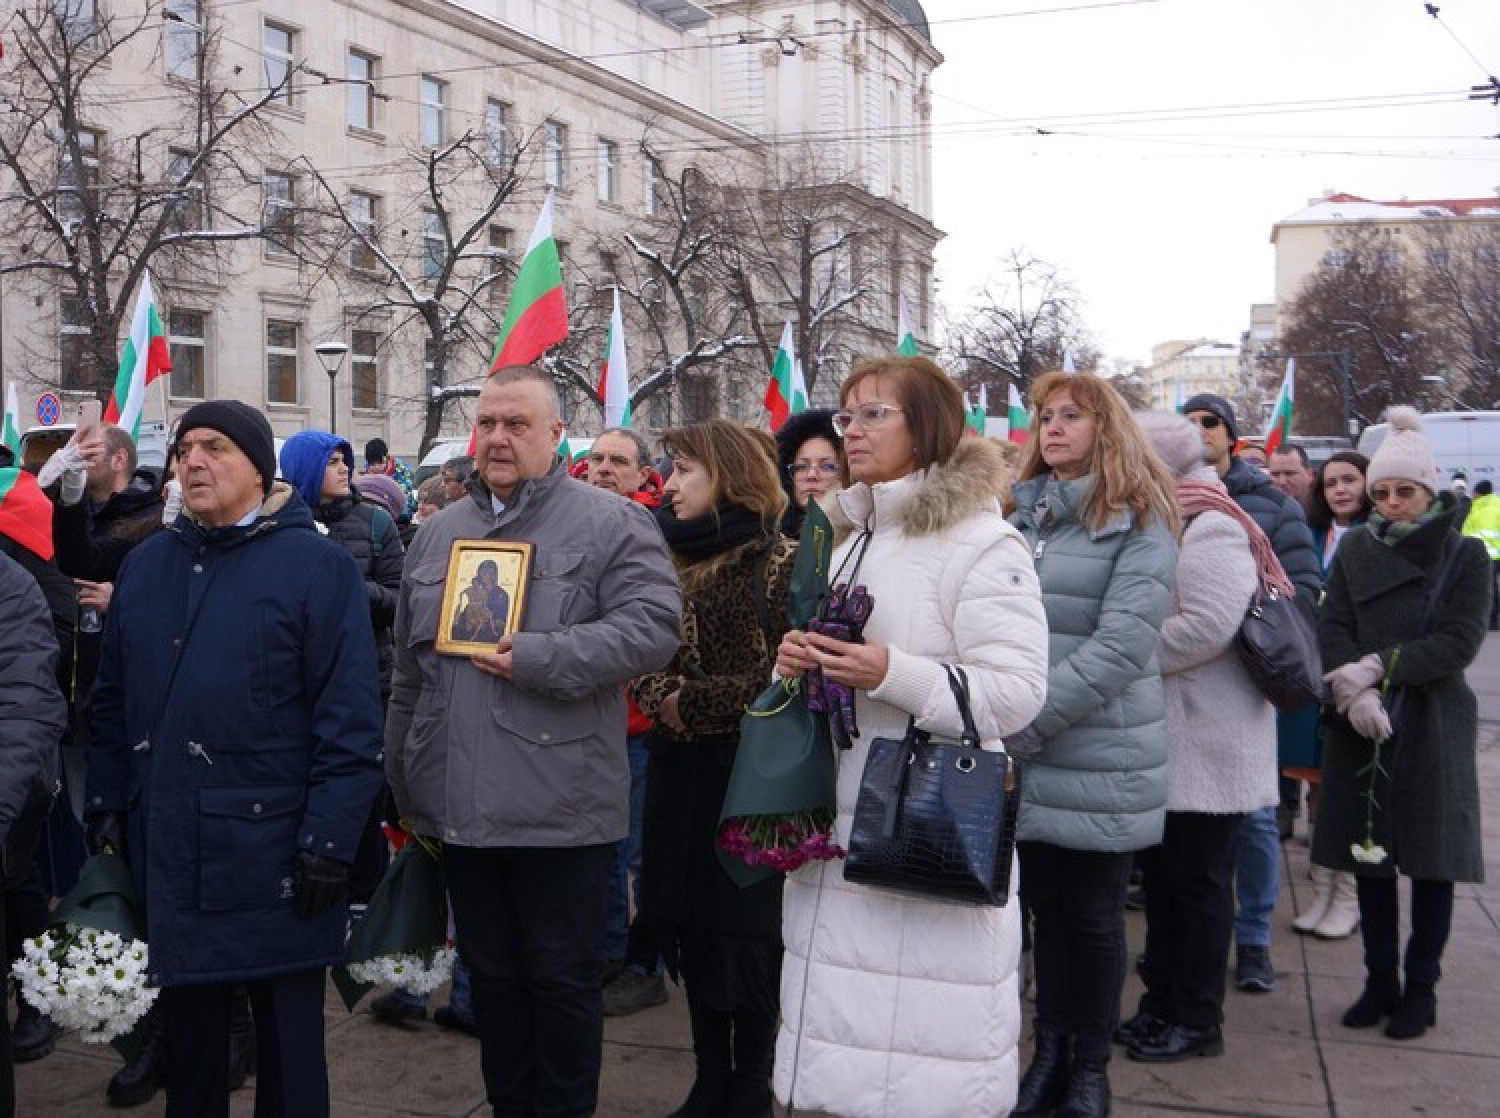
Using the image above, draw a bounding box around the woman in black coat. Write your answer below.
[1313,409,1492,1042]
[630,419,795,1118]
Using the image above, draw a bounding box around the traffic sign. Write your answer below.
[36,393,61,426]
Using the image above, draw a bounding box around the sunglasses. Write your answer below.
[1370,483,1421,502]
[831,403,904,437]
[1189,415,1224,430]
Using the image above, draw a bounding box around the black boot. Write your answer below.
[11,998,61,1063]
[1342,970,1401,1028]
[227,985,257,1090]
[1384,986,1437,1040]
[721,1006,776,1118]
[720,1074,773,1118]
[667,1072,731,1118]
[106,1006,167,1108]
[1057,1059,1110,1118]
[1013,1024,1071,1118]
[670,990,732,1118]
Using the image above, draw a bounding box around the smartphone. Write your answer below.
[76,399,101,435]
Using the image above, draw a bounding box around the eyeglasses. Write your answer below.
[831,403,904,437]
[790,461,840,478]
[1188,414,1224,430]
[1370,483,1421,502]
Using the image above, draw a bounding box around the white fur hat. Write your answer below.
[1367,406,1439,494]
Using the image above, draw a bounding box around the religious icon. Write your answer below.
[435,540,532,656]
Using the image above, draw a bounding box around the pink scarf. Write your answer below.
[1176,479,1296,599]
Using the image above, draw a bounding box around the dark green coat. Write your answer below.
[1312,495,1492,882]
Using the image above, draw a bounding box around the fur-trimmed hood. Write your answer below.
[823,437,1010,545]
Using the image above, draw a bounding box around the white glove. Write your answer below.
[37,440,89,506]
[1325,653,1385,713]
[1347,689,1392,744]
[161,478,183,525]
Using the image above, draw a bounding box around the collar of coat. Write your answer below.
[464,456,567,525]
[822,436,1008,546]
[175,480,313,548]
[1342,492,1465,599]
[1010,472,1136,542]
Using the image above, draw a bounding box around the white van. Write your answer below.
[1356,411,1500,490]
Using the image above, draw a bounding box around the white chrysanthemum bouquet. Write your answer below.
[346,945,456,997]
[12,926,158,1043]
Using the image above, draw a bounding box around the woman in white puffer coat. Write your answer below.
[773,356,1050,1118]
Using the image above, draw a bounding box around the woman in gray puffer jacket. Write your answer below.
[1008,371,1179,1118]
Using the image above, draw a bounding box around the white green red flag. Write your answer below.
[896,296,918,356]
[763,322,807,431]
[557,429,573,463]
[2,383,21,458]
[966,384,988,435]
[103,273,171,440]
[489,191,568,371]
[1007,383,1030,445]
[598,287,632,428]
[1262,359,1296,457]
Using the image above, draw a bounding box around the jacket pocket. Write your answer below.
[198,785,304,912]
[500,689,597,746]
[523,550,586,632]
[406,561,449,648]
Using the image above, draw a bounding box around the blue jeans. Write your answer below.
[1234,805,1280,949]
[605,733,650,962]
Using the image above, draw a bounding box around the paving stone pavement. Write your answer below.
[17,634,1500,1116]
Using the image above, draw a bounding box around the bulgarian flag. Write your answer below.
[966,384,988,435]
[2,383,21,458]
[489,191,568,371]
[598,287,632,428]
[1007,383,1030,445]
[896,295,918,356]
[557,429,573,463]
[103,273,171,440]
[1262,358,1296,457]
[763,322,807,431]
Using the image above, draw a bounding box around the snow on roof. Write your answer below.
[1276,192,1500,226]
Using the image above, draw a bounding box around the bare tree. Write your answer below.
[1277,223,1442,431]
[944,250,1097,402]
[1416,221,1500,409]
[0,0,301,399]
[309,131,528,456]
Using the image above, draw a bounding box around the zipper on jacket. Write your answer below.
[186,741,214,765]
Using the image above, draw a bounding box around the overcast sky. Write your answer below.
[927,0,1500,365]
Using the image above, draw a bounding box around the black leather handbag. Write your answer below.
[843,666,1019,906]
[1235,582,1322,711]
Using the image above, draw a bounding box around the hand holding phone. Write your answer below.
[76,399,102,436]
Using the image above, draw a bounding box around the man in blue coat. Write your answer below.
[86,401,384,1118]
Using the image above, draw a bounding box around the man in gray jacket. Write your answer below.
[386,364,682,1118]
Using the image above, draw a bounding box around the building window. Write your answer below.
[263,171,296,257]
[484,99,509,166]
[58,295,91,392]
[263,21,296,105]
[351,329,380,410]
[168,310,206,399]
[164,0,202,79]
[422,209,445,281]
[266,319,299,404]
[348,191,378,270]
[682,374,716,423]
[487,225,512,304]
[347,50,377,130]
[55,0,99,45]
[165,148,203,232]
[57,127,102,225]
[644,157,663,216]
[543,121,566,190]
[419,76,447,147]
[597,139,617,205]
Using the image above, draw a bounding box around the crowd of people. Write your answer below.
[0,359,1490,1118]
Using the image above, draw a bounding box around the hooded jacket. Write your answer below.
[776,438,1049,1118]
[85,483,384,985]
[280,431,404,691]
[385,460,682,847]
[1009,473,1178,852]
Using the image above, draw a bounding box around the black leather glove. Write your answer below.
[85,812,129,861]
[291,851,349,920]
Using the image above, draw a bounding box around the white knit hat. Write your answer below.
[1367,406,1439,494]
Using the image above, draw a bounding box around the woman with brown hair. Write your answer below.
[629,419,797,1118]
[774,356,1049,1118]
[1007,371,1180,1118]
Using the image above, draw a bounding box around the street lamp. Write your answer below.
[313,341,349,435]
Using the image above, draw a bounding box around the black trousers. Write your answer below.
[1356,876,1455,990]
[446,843,613,1118]
[1019,841,1134,1065]
[158,968,326,1118]
[1137,811,1244,1029]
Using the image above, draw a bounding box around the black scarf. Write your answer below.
[655,502,769,563]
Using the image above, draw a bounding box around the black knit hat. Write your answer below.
[175,401,278,495]
[1180,393,1239,444]
[773,408,841,474]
